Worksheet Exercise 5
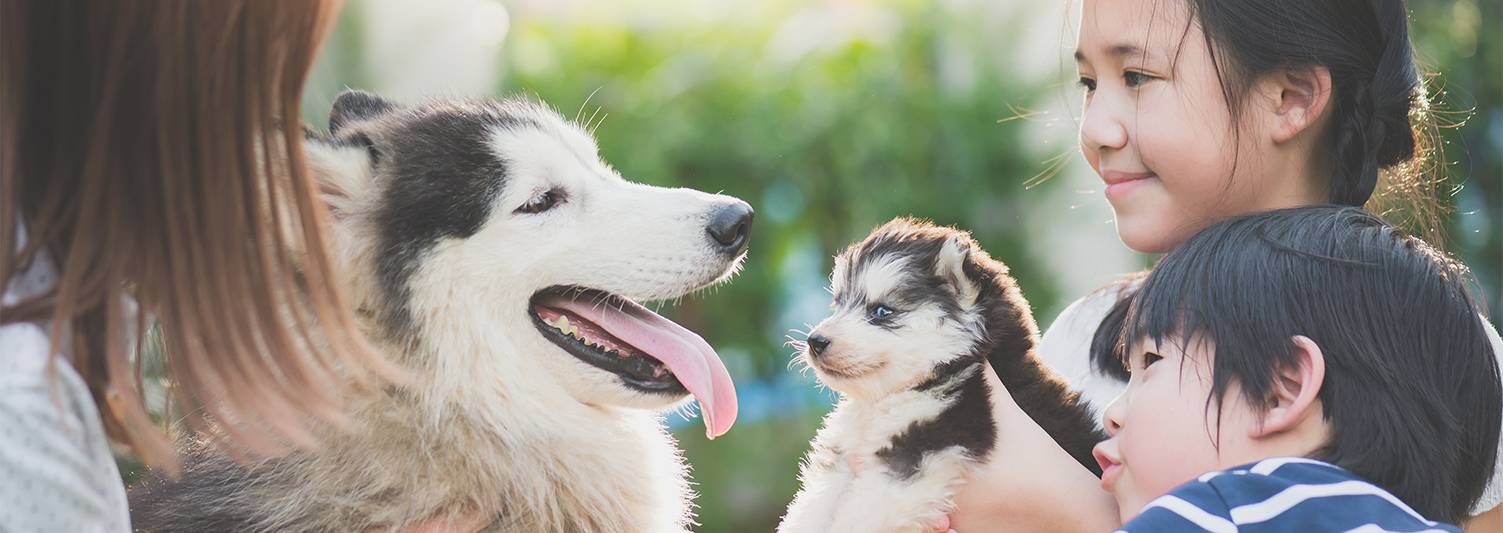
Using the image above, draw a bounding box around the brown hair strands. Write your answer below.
[1,0,395,471]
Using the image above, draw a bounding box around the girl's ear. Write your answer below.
[1252,335,1327,438]
[1261,65,1333,144]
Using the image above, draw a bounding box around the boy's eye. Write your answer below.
[1123,70,1152,88]
[1076,76,1097,92]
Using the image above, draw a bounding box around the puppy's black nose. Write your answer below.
[806,334,830,356]
[707,201,754,254]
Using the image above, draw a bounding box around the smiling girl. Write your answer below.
[941,0,1503,531]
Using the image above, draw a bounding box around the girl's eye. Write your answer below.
[1076,76,1097,92]
[517,190,563,214]
[1123,70,1152,88]
[869,305,895,319]
[1141,350,1163,369]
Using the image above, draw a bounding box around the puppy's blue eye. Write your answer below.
[870,305,894,319]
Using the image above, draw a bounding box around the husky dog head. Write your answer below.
[802,218,1008,400]
[304,90,748,437]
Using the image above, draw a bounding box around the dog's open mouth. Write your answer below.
[530,286,737,439]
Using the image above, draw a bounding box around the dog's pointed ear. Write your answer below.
[305,136,377,221]
[935,233,980,308]
[330,90,395,135]
[830,255,850,304]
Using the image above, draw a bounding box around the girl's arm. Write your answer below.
[948,363,1121,533]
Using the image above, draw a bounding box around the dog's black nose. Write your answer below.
[707,201,754,254]
[806,334,830,356]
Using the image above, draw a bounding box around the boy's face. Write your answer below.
[1091,336,1263,521]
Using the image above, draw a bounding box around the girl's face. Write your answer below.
[1092,336,1263,521]
[1075,0,1321,253]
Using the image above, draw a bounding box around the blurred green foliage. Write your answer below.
[1409,0,1502,321]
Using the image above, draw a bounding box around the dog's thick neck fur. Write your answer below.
[845,356,995,480]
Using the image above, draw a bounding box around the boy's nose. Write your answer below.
[1101,394,1126,436]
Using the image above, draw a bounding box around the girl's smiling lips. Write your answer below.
[1102,170,1157,201]
[1093,443,1123,491]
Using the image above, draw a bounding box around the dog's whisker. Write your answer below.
[575,86,603,126]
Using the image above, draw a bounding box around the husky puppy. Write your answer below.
[127,90,752,533]
[778,219,1103,533]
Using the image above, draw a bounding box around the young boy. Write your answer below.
[1092,205,1501,531]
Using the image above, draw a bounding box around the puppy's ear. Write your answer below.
[329,90,395,135]
[830,255,850,305]
[935,233,980,308]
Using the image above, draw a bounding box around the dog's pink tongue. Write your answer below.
[556,298,737,439]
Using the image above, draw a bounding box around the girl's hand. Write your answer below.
[946,364,1121,533]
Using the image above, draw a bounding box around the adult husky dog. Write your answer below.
[128,90,751,533]
[778,219,1101,533]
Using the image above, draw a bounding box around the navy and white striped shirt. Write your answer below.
[1117,457,1462,533]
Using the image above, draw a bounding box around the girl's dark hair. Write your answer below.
[1189,0,1446,244]
[1122,205,1499,524]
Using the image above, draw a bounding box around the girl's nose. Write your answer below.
[1079,98,1128,154]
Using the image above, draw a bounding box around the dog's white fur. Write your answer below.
[307,101,738,532]
[780,235,988,533]
[131,95,746,533]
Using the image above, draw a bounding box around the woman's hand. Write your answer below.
[946,364,1121,533]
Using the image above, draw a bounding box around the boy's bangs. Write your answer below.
[1121,217,1311,413]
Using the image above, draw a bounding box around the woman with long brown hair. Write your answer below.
[0,1,393,529]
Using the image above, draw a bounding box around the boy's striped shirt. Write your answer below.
[1116,457,1462,533]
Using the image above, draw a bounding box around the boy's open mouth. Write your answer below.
[529,286,737,438]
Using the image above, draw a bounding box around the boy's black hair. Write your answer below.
[1121,205,1500,524]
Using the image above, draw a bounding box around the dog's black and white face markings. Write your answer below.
[803,219,986,399]
[307,90,749,438]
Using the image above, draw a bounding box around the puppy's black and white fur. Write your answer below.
[778,219,1103,533]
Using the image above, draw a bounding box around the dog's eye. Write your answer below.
[517,190,563,214]
[869,305,895,319]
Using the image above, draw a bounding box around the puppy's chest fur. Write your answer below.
[780,360,994,533]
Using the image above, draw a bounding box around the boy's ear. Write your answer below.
[935,233,980,308]
[1261,65,1333,144]
[1252,335,1327,438]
